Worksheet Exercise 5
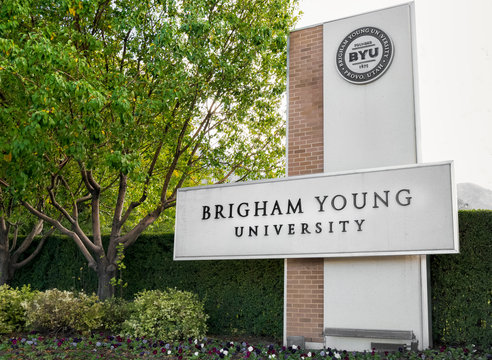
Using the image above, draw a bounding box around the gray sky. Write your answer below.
[297,0,492,190]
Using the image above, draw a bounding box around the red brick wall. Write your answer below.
[287,25,324,177]
[286,25,324,344]
[286,258,324,343]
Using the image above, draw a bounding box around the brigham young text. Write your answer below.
[201,189,412,237]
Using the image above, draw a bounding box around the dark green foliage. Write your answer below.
[12,234,284,338]
[10,236,98,294]
[431,210,492,347]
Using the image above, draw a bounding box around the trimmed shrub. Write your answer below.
[101,297,133,333]
[121,288,208,341]
[0,284,37,334]
[431,210,492,346]
[23,289,104,335]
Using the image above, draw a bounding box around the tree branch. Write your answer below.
[91,0,111,35]
[8,224,19,253]
[76,193,93,205]
[120,29,132,72]
[117,140,164,231]
[83,170,103,248]
[216,164,242,184]
[47,175,76,224]
[120,207,163,248]
[12,226,53,269]
[11,219,43,259]
[110,173,127,239]
[22,201,98,268]
[87,170,101,192]
[160,93,205,205]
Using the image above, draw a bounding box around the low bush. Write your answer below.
[23,289,104,335]
[121,288,208,341]
[101,297,133,333]
[0,284,37,334]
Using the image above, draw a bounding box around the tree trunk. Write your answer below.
[96,257,116,300]
[0,250,12,285]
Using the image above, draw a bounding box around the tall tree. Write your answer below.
[0,0,298,299]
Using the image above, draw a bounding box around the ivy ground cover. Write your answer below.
[1,334,490,359]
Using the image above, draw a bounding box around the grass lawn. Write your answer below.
[0,333,490,359]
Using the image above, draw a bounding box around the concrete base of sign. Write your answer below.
[286,336,305,349]
[287,337,324,351]
[305,342,324,350]
[323,328,418,351]
[323,255,431,351]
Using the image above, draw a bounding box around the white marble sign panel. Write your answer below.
[174,162,458,260]
[323,3,420,172]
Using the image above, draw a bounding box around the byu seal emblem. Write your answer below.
[336,26,394,84]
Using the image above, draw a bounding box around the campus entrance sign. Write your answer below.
[175,2,457,352]
[174,162,458,260]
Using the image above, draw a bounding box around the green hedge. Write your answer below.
[11,234,284,338]
[11,236,98,293]
[11,211,492,345]
[431,210,492,347]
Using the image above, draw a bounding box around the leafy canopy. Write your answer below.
[1,0,297,230]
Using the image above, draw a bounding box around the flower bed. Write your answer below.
[0,334,490,359]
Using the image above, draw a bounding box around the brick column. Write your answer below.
[285,25,324,345]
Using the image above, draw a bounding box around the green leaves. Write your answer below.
[23,289,105,335]
[121,288,209,341]
[106,151,141,176]
[0,285,37,334]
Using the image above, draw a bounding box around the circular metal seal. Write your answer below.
[336,26,394,85]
